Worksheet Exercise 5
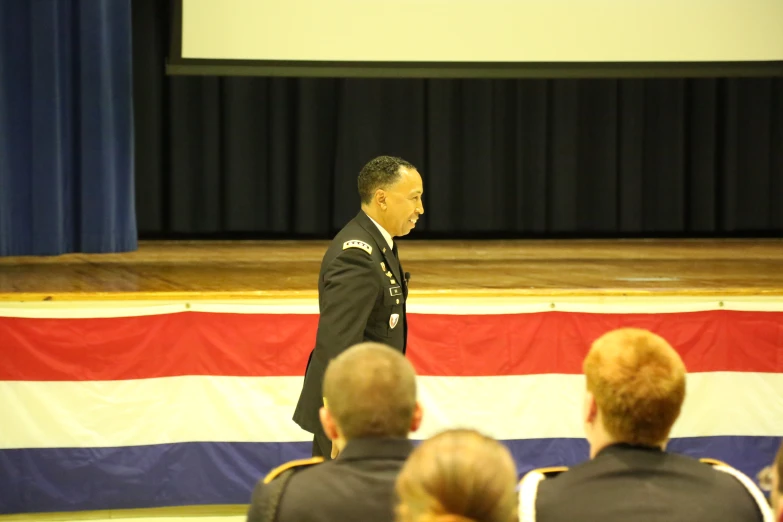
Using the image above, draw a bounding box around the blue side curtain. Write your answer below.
[0,0,136,256]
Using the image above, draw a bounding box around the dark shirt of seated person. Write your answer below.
[757,439,783,522]
[518,327,773,522]
[395,428,518,522]
[246,342,423,522]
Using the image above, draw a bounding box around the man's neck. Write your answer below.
[589,437,614,459]
[362,207,393,249]
[590,437,666,458]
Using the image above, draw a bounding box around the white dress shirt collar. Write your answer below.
[364,212,394,250]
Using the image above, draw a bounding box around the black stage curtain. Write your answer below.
[133,1,782,239]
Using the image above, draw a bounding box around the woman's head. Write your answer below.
[395,429,518,522]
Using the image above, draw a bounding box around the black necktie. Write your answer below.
[392,243,408,295]
[392,243,403,274]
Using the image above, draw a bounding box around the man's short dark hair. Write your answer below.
[323,342,417,439]
[358,156,416,204]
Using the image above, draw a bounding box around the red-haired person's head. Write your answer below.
[582,328,686,457]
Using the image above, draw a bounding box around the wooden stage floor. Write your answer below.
[0,239,781,301]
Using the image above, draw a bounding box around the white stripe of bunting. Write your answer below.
[3,373,782,450]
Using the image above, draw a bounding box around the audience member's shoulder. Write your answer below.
[248,457,325,522]
[517,466,570,522]
[264,456,325,484]
[695,457,773,521]
[663,454,772,521]
[518,466,568,500]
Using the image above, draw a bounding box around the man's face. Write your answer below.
[381,167,424,237]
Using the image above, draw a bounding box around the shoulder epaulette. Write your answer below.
[343,240,372,255]
[702,459,774,522]
[529,466,568,477]
[699,457,730,467]
[262,457,324,484]
[518,466,569,522]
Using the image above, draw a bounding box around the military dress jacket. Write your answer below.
[246,438,414,522]
[518,443,772,522]
[292,210,408,434]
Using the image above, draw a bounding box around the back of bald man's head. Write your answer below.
[323,342,417,440]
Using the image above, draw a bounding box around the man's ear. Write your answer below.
[374,188,387,209]
[584,391,598,425]
[409,401,424,433]
[319,406,340,441]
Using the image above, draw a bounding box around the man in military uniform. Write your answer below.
[292,155,424,458]
[518,328,773,522]
[248,342,423,522]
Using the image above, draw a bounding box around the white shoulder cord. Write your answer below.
[518,471,545,522]
[713,464,774,522]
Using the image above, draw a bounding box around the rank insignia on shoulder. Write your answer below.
[263,457,324,484]
[343,240,372,255]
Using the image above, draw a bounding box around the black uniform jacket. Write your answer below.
[519,443,769,522]
[246,438,414,522]
[292,210,408,434]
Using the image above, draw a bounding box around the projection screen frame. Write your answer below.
[166,0,783,79]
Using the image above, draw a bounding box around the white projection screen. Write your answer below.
[168,0,783,77]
